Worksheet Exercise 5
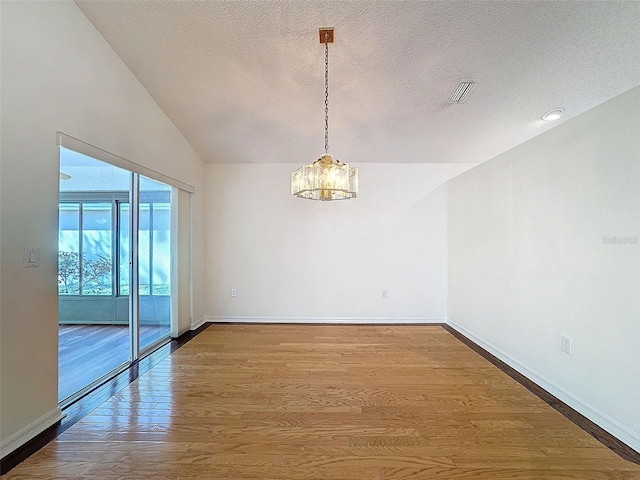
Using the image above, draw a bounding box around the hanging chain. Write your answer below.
[324,32,329,154]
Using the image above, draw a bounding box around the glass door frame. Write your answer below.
[130,174,174,360]
[58,165,133,406]
[130,173,141,361]
[58,133,189,406]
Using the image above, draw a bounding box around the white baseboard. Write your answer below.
[190,316,207,330]
[0,408,64,459]
[205,316,446,325]
[446,319,640,453]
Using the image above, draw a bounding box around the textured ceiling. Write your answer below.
[75,1,640,165]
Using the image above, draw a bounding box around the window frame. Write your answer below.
[59,190,172,298]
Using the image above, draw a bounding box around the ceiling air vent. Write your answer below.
[447,80,476,103]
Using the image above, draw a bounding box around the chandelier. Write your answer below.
[291,28,358,201]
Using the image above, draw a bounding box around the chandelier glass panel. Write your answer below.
[291,28,358,201]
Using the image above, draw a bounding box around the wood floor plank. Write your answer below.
[379,467,640,479]
[83,462,381,479]
[349,434,606,448]
[540,446,625,459]
[212,453,282,466]
[7,324,638,479]
[281,454,456,468]
[302,445,465,457]
[452,457,640,471]
[45,439,305,455]
[2,461,95,477]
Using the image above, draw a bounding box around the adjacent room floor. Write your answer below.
[10,325,640,479]
[58,324,168,402]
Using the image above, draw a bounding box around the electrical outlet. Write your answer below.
[231,288,237,297]
[561,335,572,355]
[382,289,388,299]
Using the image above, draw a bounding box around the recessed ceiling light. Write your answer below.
[542,108,564,121]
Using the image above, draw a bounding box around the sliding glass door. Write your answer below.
[59,148,174,404]
[138,176,172,352]
[58,150,132,403]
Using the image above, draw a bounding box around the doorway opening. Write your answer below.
[58,147,174,404]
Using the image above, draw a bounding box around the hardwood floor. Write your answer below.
[5,325,640,479]
[59,325,168,402]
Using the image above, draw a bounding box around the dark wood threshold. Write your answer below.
[0,323,210,475]
[209,322,443,326]
[442,324,640,465]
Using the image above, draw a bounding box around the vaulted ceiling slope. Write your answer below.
[75,1,640,165]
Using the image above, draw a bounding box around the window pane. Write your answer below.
[139,177,172,352]
[152,203,171,295]
[138,203,151,295]
[59,203,80,295]
[81,203,113,295]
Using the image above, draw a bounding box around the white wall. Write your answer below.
[204,163,472,323]
[0,1,205,453]
[448,86,640,451]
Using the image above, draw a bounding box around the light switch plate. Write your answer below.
[24,247,40,267]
